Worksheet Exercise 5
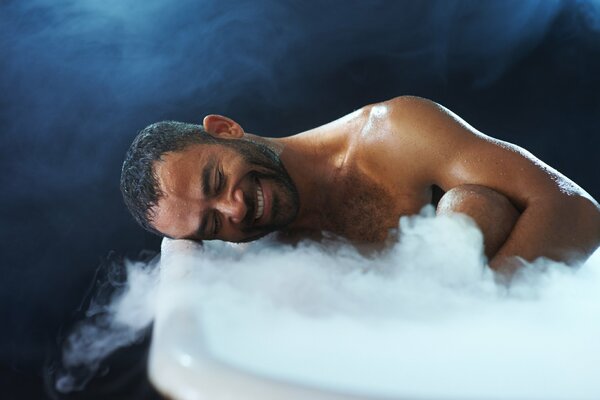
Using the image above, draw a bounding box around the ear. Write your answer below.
[202,115,245,139]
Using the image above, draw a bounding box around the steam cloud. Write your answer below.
[0,0,581,170]
[55,258,160,392]
[58,207,600,399]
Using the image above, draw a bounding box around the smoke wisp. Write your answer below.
[55,257,160,393]
[59,206,600,399]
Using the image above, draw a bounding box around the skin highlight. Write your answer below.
[139,97,600,274]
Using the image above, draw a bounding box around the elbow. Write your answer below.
[577,193,600,233]
[556,194,600,256]
[532,191,599,220]
[525,193,600,260]
[568,193,600,227]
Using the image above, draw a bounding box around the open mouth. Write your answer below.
[254,182,264,220]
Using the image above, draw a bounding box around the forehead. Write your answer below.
[155,144,213,187]
[160,142,220,169]
[154,143,238,189]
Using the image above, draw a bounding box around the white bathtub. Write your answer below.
[148,238,384,400]
[148,227,600,400]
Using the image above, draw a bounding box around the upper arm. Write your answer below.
[384,96,596,210]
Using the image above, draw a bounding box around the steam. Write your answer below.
[0,0,587,168]
[55,259,160,392]
[58,206,600,398]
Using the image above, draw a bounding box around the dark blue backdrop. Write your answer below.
[2,0,599,398]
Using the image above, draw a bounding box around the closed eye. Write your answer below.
[217,168,225,193]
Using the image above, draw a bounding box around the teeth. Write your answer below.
[255,185,264,220]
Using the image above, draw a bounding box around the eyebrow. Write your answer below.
[197,158,217,237]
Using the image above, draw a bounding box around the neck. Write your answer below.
[266,129,349,231]
[243,133,284,157]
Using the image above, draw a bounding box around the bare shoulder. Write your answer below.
[369,96,597,205]
[352,96,464,188]
[358,96,526,181]
[357,96,465,145]
[382,95,443,114]
[382,95,482,140]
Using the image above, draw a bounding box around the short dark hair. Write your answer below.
[120,121,217,235]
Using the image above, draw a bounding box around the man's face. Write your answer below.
[151,139,299,242]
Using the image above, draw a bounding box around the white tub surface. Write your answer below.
[149,228,600,400]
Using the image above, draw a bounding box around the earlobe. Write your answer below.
[202,115,245,139]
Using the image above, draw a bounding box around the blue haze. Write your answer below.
[1,0,599,398]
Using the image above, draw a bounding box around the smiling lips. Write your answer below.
[254,183,265,220]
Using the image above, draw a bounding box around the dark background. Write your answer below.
[2,0,599,398]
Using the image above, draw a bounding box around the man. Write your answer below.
[120,96,600,274]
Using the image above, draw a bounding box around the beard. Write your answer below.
[220,137,300,238]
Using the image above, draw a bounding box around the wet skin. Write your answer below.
[149,97,600,271]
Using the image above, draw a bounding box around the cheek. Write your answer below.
[153,217,176,237]
[152,202,194,238]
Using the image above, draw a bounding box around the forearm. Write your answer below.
[490,195,600,272]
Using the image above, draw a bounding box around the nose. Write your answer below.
[215,187,247,224]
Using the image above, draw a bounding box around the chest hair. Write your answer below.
[323,171,401,242]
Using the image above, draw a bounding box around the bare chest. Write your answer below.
[321,168,430,242]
